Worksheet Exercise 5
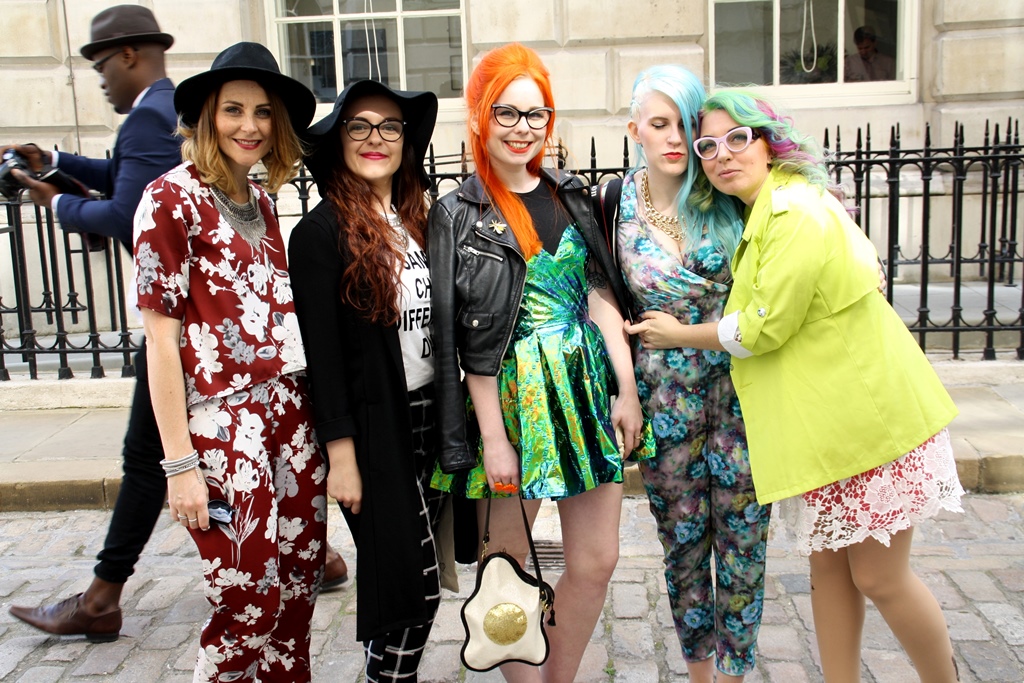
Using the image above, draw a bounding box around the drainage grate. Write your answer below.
[531,539,565,571]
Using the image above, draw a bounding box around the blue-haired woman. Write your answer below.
[663,89,962,681]
[607,66,771,682]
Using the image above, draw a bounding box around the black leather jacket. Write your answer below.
[429,167,631,473]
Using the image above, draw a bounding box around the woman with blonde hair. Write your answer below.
[613,65,770,682]
[134,42,325,682]
[430,42,655,682]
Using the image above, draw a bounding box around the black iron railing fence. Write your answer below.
[2,120,1021,380]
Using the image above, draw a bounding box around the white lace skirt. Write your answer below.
[778,428,964,555]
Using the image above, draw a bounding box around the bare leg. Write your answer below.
[808,546,865,683]
[541,483,623,683]
[848,528,957,682]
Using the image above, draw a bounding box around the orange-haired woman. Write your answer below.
[430,43,655,681]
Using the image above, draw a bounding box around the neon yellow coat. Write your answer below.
[725,168,957,504]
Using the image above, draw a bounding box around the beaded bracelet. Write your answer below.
[160,450,200,478]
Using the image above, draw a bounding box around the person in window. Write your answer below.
[844,26,896,82]
[642,89,963,681]
[429,42,655,682]
[609,65,770,683]
[134,42,326,682]
[288,80,443,683]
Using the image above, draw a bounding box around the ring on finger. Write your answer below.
[177,514,188,521]
[188,518,198,523]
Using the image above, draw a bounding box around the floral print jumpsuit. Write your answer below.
[617,171,771,676]
[135,163,327,682]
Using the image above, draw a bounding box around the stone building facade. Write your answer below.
[0,1,1020,340]
[1,0,1020,163]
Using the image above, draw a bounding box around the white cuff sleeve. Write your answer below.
[50,194,63,215]
[50,150,60,166]
[718,311,753,358]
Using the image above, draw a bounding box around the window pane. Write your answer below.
[279,22,338,103]
[277,0,333,17]
[843,0,900,82]
[339,0,396,12]
[715,1,772,85]
[779,0,838,84]
[404,0,460,10]
[341,19,400,89]
[404,16,462,98]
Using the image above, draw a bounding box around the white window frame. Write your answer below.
[707,0,919,108]
[266,0,468,118]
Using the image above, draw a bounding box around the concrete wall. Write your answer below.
[927,0,1024,146]
[0,0,262,159]
[2,1,1019,165]
[1,0,1020,338]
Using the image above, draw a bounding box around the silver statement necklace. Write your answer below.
[385,207,410,252]
[210,184,267,246]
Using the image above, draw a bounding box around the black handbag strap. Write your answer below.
[591,177,622,262]
[590,177,638,321]
[481,494,556,625]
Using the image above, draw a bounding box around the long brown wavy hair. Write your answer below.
[321,135,428,326]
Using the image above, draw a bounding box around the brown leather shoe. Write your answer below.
[321,547,349,592]
[8,593,121,643]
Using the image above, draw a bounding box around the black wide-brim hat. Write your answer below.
[80,5,174,60]
[174,42,316,133]
[302,80,438,189]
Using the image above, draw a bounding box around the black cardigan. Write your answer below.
[288,199,436,641]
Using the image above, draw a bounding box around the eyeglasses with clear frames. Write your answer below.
[692,127,762,160]
[491,104,553,130]
[342,118,406,142]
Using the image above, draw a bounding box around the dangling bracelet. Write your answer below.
[160,450,200,478]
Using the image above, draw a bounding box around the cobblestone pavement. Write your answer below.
[1,494,1022,682]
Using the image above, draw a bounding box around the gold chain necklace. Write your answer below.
[640,171,685,242]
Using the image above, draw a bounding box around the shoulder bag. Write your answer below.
[460,494,556,672]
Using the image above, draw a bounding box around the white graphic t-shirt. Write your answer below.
[390,213,433,391]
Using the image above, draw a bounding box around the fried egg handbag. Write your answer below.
[460,494,556,672]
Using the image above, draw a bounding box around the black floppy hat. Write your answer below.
[302,80,438,189]
[80,5,174,60]
[174,42,316,133]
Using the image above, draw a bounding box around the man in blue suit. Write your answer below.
[6,5,179,642]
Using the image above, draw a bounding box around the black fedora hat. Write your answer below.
[80,5,174,60]
[302,80,438,189]
[174,42,316,133]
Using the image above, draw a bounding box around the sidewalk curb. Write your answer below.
[2,360,1022,512]
[3,456,1021,513]
[3,360,1021,412]
[0,476,122,512]
[0,378,135,411]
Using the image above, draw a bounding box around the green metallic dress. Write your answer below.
[431,223,655,500]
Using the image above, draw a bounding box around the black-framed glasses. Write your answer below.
[692,126,762,160]
[342,118,405,142]
[207,499,235,526]
[491,104,553,130]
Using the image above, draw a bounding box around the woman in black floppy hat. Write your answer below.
[288,80,441,682]
[133,42,325,682]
